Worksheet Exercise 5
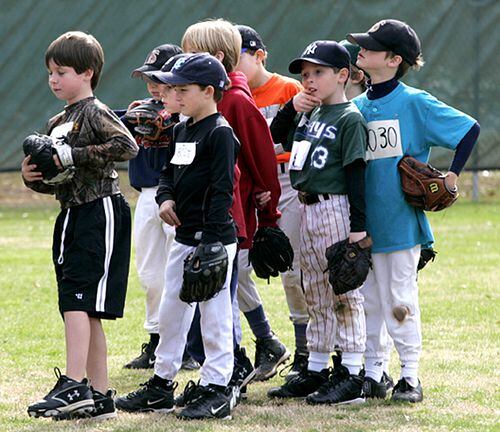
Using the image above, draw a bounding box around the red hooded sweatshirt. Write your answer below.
[218,71,281,249]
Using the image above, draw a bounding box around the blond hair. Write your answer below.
[45,31,104,90]
[182,19,241,73]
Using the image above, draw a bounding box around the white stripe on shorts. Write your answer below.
[96,197,115,312]
[57,209,71,265]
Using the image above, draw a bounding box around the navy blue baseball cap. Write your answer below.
[289,40,351,74]
[151,53,230,90]
[131,44,182,78]
[144,53,187,83]
[236,25,266,50]
[347,19,421,66]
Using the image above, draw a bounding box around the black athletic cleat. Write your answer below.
[306,355,365,405]
[177,384,232,420]
[27,367,95,418]
[382,371,395,392]
[280,349,309,383]
[124,342,156,369]
[268,367,329,399]
[254,335,290,381]
[230,347,256,400]
[362,376,387,399]
[174,380,201,408]
[115,377,176,413]
[391,378,423,403]
[181,351,201,371]
[54,388,117,421]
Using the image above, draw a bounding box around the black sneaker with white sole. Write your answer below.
[268,367,329,399]
[391,378,423,403]
[177,384,231,420]
[54,388,117,421]
[382,371,395,392]
[115,376,176,413]
[124,341,156,369]
[230,347,256,401]
[306,356,365,405]
[27,367,95,418]
[254,335,290,381]
[362,376,387,399]
[281,349,309,383]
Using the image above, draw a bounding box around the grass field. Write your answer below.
[0,173,498,431]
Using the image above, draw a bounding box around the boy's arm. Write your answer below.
[234,108,281,227]
[345,158,367,242]
[446,122,480,188]
[202,127,238,243]
[270,98,297,151]
[72,108,138,166]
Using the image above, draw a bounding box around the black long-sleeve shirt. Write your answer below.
[156,113,240,246]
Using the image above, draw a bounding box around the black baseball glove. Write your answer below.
[124,100,165,141]
[418,247,437,271]
[180,242,229,304]
[249,226,294,280]
[325,236,372,295]
[23,133,75,185]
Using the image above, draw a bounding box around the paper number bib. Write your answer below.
[170,142,196,165]
[366,120,403,161]
[289,140,312,171]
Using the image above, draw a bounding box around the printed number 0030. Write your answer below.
[368,126,398,151]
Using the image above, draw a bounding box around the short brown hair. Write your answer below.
[198,84,227,103]
[45,31,104,90]
[386,51,425,79]
[181,19,241,73]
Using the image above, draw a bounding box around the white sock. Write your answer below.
[401,361,419,387]
[341,352,363,375]
[365,357,384,382]
[308,351,330,372]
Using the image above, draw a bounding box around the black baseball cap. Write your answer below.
[236,25,266,50]
[144,53,187,83]
[347,19,421,66]
[289,40,351,74]
[150,53,230,90]
[131,44,182,78]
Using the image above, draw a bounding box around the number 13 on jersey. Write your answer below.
[366,119,403,161]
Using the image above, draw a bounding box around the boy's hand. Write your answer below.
[52,154,63,170]
[293,91,321,113]
[21,155,43,182]
[255,191,271,209]
[159,200,181,227]
[444,171,458,191]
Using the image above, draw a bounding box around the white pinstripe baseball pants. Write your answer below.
[300,195,366,354]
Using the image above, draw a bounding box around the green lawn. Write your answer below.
[0,201,498,431]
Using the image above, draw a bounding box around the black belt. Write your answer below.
[298,192,331,205]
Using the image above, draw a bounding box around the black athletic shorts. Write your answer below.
[52,194,131,319]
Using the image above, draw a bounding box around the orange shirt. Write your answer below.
[251,74,302,163]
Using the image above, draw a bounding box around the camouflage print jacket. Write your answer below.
[25,97,138,208]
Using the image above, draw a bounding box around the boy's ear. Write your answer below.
[387,54,403,69]
[255,49,267,64]
[214,51,225,62]
[204,85,215,99]
[352,69,365,85]
[83,69,94,82]
[339,67,350,84]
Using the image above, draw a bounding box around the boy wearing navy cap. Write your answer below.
[347,19,479,402]
[268,40,369,406]
[120,44,185,371]
[116,53,241,420]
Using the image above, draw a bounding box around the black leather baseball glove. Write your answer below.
[180,242,229,303]
[417,247,437,271]
[325,236,372,295]
[249,226,294,280]
[22,133,75,185]
[123,100,165,141]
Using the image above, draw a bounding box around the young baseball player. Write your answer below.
[234,24,309,381]
[181,19,290,386]
[118,43,185,370]
[118,44,198,371]
[115,53,241,420]
[347,19,480,402]
[21,31,138,420]
[267,40,369,405]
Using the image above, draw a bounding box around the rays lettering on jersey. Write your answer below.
[307,121,337,140]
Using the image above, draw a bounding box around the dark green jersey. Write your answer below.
[289,102,367,194]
